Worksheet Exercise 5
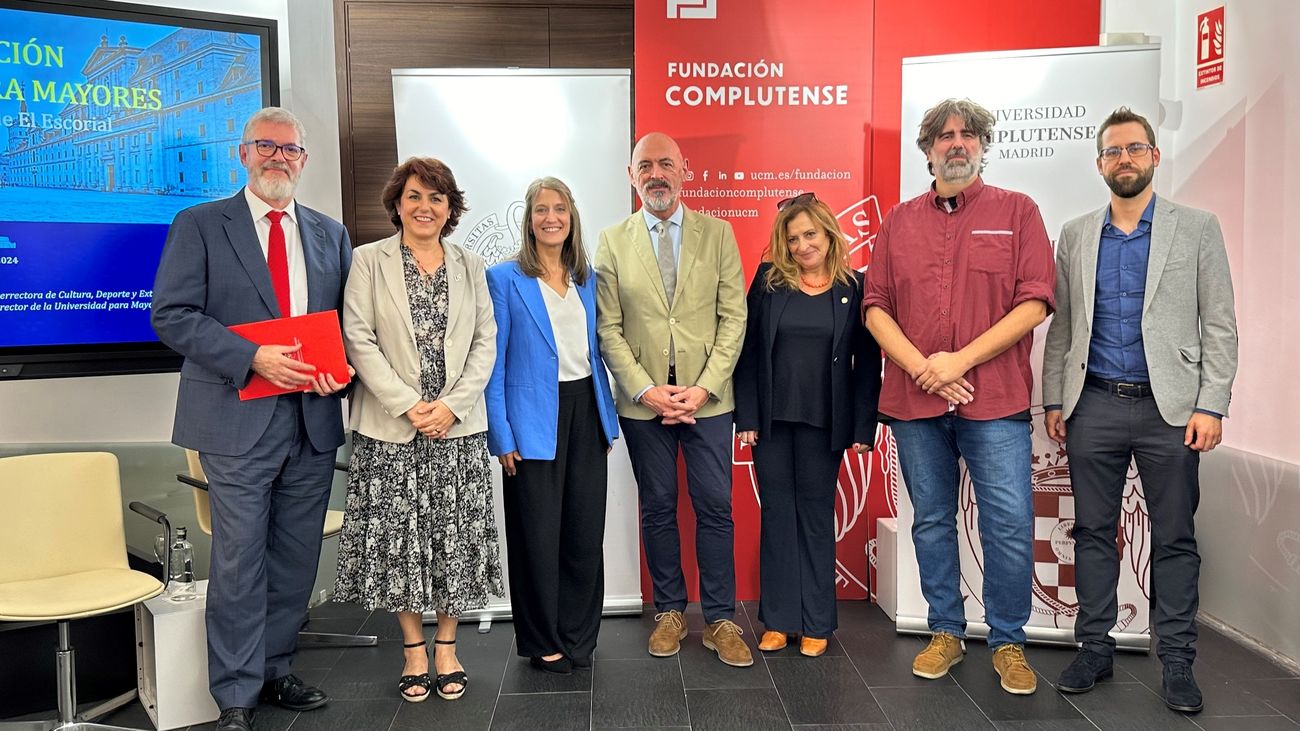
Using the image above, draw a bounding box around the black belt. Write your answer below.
[1085,374,1153,398]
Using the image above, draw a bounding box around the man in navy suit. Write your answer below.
[152,107,352,731]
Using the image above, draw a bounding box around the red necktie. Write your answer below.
[265,210,291,317]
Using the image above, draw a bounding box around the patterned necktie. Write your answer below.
[266,210,291,317]
[655,221,677,371]
[656,221,676,306]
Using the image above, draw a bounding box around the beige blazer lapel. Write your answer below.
[675,207,704,312]
[444,242,468,338]
[377,233,417,347]
[627,214,670,310]
[1143,197,1177,317]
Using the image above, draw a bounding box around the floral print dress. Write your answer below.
[334,246,504,615]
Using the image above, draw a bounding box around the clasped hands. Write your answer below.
[641,384,709,425]
[912,350,975,406]
[251,343,353,395]
[405,399,457,439]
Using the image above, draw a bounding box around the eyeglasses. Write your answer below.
[1098,143,1154,161]
[244,139,306,161]
[777,192,816,210]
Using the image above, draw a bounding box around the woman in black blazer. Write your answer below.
[734,193,882,657]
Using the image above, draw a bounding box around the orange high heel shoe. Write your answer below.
[758,630,791,651]
[799,637,828,657]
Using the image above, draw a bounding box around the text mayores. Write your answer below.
[666,84,849,107]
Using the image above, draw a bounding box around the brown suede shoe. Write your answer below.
[703,619,754,667]
[758,630,789,652]
[992,644,1037,694]
[648,610,688,657]
[912,632,965,679]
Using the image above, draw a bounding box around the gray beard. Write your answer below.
[250,170,296,202]
[939,159,977,184]
[641,189,675,213]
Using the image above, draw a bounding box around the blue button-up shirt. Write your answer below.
[1087,195,1156,382]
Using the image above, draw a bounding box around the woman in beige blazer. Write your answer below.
[333,157,501,704]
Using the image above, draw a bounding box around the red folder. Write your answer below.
[230,311,350,400]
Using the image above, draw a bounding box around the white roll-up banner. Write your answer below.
[895,45,1161,650]
[391,68,640,620]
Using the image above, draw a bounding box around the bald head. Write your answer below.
[629,132,687,219]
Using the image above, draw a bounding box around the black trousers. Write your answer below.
[502,378,608,661]
[752,420,841,638]
[620,412,736,623]
[1066,381,1201,663]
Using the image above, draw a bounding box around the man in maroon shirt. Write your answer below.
[863,98,1056,695]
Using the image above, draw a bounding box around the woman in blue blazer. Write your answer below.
[485,177,619,674]
[734,193,881,657]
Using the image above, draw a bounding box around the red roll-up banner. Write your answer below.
[635,0,880,601]
[634,0,1101,604]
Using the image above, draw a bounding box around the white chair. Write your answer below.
[175,449,376,648]
[0,452,164,731]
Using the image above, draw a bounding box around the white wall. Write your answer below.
[1104,0,1300,665]
[0,0,344,444]
[1104,0,1300,464]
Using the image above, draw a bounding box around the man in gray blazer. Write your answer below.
[1042,107,1237,714]
[152,107,352,731]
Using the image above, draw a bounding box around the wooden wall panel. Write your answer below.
[335,1,633,244]
[549,7,634,68]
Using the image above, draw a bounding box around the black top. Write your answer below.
[733,263,882,452]
[771,289,834,428]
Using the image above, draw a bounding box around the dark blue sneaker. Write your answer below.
[1163,662,1203,713]
[1056,649,1113,693]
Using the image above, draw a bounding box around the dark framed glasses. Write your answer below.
[777,191,817,210]
[244,139,306,161]
[1098,143,1154,161]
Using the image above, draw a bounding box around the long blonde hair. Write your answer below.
[762,196,853,291]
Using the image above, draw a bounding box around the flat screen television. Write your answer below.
[0,0,278,379]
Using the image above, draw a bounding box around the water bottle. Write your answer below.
[167,526,198,602]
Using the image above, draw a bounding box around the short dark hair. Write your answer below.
[1096,107,1156,153]
[380,157,468,235]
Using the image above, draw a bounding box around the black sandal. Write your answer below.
[433,638,468,700]
[399,640,432,703]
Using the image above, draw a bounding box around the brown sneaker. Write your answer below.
[912,632,965,679]
[703,619,754,667]
[992,644,1038,695]
[648,610,688,657]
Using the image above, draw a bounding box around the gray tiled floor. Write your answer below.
[86,600,1298,730]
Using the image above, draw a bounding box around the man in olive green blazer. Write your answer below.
[595,132,750,667]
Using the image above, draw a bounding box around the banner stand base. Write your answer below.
[424,594,645,627]
[894,616,1152,653]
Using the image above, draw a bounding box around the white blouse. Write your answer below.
[539,280,593,381]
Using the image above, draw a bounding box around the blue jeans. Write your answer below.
[890,415,1033,648]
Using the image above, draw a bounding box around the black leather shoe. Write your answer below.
[1056,648,1113,693]
[261,673,329,711]
[1163,662,1203,713]
[530,655,574,675]
[216,707,254,731]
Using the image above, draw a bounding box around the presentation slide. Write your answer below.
[0,6,264,348]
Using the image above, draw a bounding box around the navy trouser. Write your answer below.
[200,395,334,709]
[620,412,736,623]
